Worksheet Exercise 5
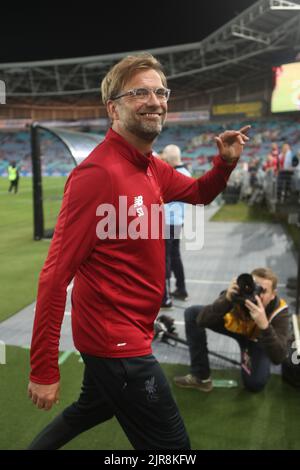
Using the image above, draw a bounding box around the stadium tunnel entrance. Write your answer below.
[30,122,101,240]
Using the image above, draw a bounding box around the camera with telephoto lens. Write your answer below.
[231,273,264,315]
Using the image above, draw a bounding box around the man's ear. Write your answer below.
[271,289,277,301]
[107,101,119,121]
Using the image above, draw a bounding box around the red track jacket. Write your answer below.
[30,128,236,384]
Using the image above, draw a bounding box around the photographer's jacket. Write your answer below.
[30,129,236,384]
[196,293,289,364]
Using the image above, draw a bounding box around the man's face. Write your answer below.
[252,276,276,308]
[109,69,168,142]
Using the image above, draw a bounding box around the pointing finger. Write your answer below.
[239,125,251,135]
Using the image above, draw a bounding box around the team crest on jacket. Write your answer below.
[145,376,159,402]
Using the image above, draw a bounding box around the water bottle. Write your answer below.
[212,379,238,388]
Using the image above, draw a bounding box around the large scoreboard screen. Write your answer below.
[271,62,300,113]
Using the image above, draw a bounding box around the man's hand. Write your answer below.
[215,125,251,164]
[225,277,239,302]
[28,381,60,411]
[245,295,269,330]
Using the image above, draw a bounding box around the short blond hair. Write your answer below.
[163,144,182,166]
[101,52,167,105]
[251,267,278,290]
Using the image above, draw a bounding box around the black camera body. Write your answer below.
[231,273,264,314]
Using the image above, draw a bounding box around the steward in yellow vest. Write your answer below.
[8,162,20,193]
[8,165,17,181]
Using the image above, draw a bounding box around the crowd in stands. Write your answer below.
[0,130,76,177]
[155,119,300,207]
[155,118,300,172]
[0,119,300,183]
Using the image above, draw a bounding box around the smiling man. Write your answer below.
[27,53,250,450]
[108,72,168,142]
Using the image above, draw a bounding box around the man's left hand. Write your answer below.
[215,125,251,164]
[245,295,269,330]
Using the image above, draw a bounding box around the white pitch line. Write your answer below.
[64,311,185,324]
[64,278,285,317]
[65,279,285,288]
[185,279,285,287]
[64,311,185,320]
[58,350,73,365]
[185,279,229,285]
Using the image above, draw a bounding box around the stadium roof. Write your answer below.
[1,0,300,105]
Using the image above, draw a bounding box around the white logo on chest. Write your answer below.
[134,195,144,217]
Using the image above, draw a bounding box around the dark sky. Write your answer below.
[1,0,258,63]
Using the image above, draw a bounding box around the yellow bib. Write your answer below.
[224,298,287,340]
[224,312,259,339]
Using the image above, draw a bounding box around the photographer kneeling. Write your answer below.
[174,268,289,393]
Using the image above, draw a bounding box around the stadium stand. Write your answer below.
[0,0,299,267]
[1,118,299,177]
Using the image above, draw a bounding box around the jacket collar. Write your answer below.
[105,128,152,170]
[266,296,280,317]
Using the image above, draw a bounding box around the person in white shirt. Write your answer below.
[161,145,191,307]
